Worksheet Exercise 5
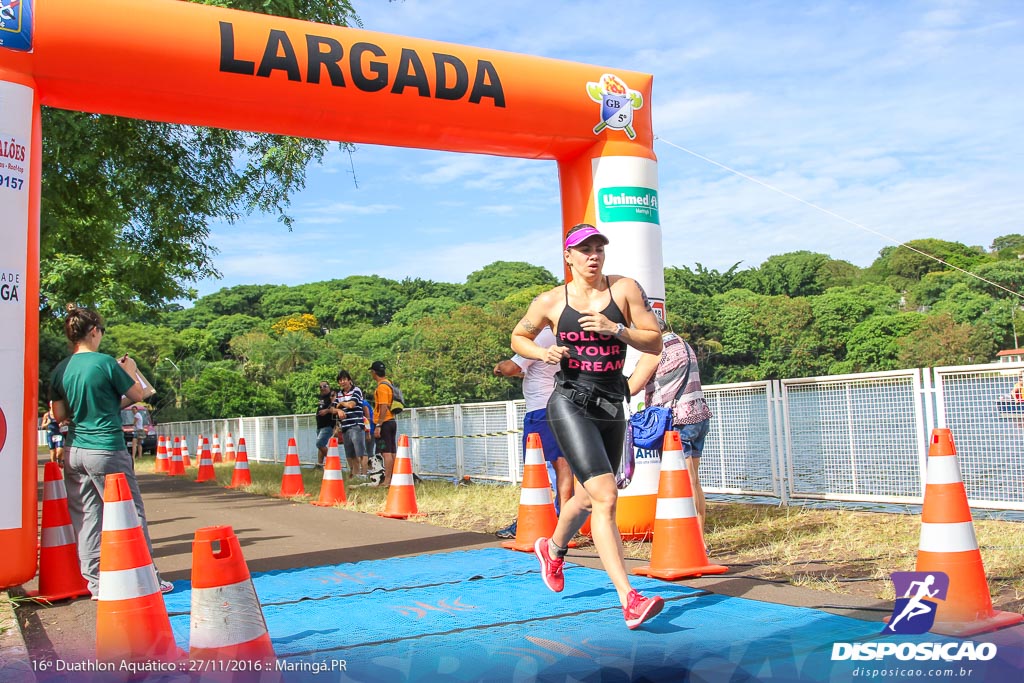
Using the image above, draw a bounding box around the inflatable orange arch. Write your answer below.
[0,0,666,586]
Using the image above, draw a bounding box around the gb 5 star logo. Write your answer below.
[586,73,644,140]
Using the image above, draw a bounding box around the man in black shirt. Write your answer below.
[314,381,336,469]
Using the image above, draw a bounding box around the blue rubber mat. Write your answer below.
[169,564,702,654]
[163,548,593,614]
[287,598,879,682]
[164,548,1024,682]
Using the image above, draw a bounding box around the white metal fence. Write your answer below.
[157,361,1024,512]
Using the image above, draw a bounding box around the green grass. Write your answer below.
[132,455,1024,613]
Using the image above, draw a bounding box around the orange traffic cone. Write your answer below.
[181,438,192,469]
[228,437,252,489]
[502,433,558,552]
[189,525,276,665]
[154,435,169,474]
[378,435,421,519]
[195,437,216,483]
[313,438,347,507]
[168,437,185,476]
[278,438,306,498]
[27,462,90,601]
[95,473,181,663]
[212,433,223,463]
[633,430,728,580]
[911,428,1023,636]
[225,433,236,463]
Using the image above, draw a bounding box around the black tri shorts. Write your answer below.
[546,382,626,483]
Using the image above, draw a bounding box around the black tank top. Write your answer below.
[555,278,628,397]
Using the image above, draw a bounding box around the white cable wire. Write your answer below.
[654,136,1024,301]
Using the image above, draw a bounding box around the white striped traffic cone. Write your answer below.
[911,428,1023,636]
[189,525,275,665]
[633,430,728,579]
[195,437,216,483]
[28,461,91,601]
[502,432,558,552]
[95,473,180,663]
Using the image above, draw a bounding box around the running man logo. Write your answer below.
[886,571,949,634]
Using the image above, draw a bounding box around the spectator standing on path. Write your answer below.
[511,223,665,629]
[493,325,573,540]
[335,370,368,480]
[314,381,335,469]
[48,305,172,598]
[131,405,145,461]
[369,361,398,488]
[628,321,713,550]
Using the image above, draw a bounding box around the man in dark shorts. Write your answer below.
[314,381,335,469]
[493,325,572,539]
[369,361,398,488]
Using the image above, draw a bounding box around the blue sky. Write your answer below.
[194,0,1023,299]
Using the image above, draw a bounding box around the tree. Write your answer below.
[930,284,995,325]
[40,1,358,318]
[181,366,285,419]
[102,322,178,369]
[664,263,743,298]
[990,234,1024,259]
[271,314,321,336]
[310,276,410,328]
[809,284,900,359]
[270,331,321,375]
[740,251,834,298]
[464,262,558,303]
[897,314,996,368]
[868,239,989,286]
[839,313,923,373]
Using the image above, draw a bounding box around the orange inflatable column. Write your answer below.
[0,70,41,589]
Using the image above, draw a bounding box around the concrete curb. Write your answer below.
[0,591,35,683]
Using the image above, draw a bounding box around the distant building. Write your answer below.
[996,349,1024,363]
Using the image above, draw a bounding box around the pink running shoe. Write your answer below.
[623,589,664,629]
[534,537,565,593]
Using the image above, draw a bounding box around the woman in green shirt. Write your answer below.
[49,305,172,598]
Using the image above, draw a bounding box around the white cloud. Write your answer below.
[189,0,1024,302]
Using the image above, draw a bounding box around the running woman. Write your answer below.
[511,223,665,629]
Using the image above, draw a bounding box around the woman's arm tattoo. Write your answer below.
[518,318,538,333]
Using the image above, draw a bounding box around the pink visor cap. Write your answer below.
[564,225,610,249]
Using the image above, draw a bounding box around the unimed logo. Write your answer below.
[597,186,659,224]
